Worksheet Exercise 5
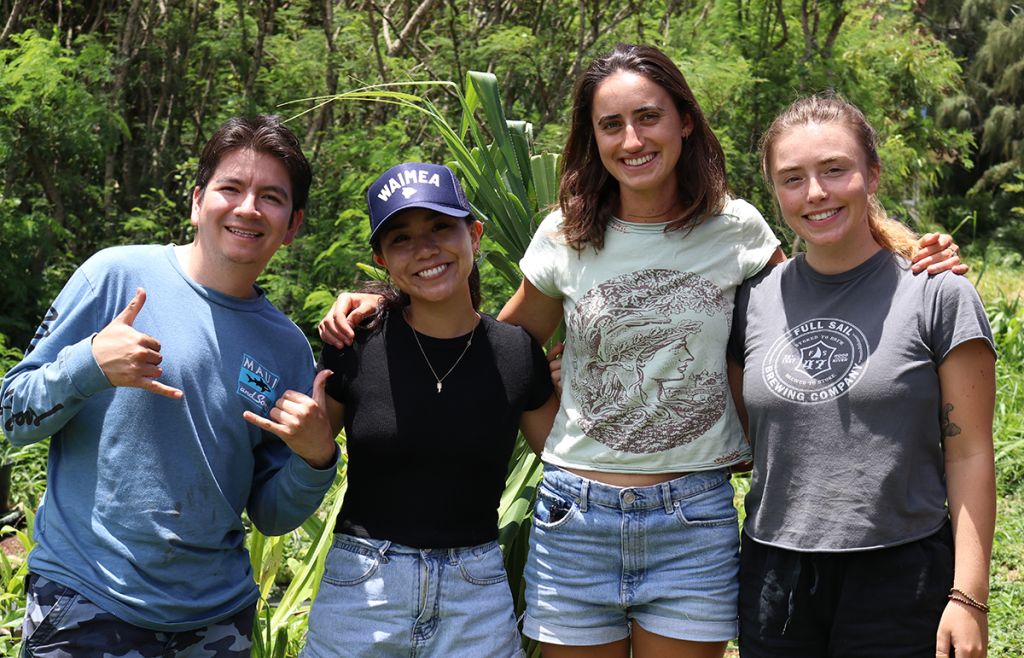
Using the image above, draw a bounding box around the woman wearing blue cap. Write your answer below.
[300,162,557,658]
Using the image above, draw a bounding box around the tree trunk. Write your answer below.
[105,0,144,214]
[244,0,279,104]
[0,0,25,46]
[385,0,442,56]
[305,0,340,157]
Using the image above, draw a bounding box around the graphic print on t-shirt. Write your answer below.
[237,353,281,414]
[762,317,870,404]
[568,269,729,453]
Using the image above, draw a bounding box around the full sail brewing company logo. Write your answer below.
[762,317,870,405]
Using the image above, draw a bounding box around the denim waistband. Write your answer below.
[540,464,729,513]
[333,533,498,562]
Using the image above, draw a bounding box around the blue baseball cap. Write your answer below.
[366,162,472,244]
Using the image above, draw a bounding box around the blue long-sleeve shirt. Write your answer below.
[0,244,337,631]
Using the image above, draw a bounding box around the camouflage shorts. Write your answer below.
[21,573,254,658]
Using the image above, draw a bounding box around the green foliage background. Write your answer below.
[0,0,1020,343]
[0,0,1022,655]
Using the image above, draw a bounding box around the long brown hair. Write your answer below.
[759,95,918,258]
[559,43,730,251]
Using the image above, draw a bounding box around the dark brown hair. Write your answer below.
[196,115,312,217]
[759,94,917,258]
[559,43,729,251]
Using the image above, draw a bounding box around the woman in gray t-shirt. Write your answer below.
[731,96,996,657]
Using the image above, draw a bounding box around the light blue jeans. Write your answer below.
[301,535,525,658]
[523,465,740,645]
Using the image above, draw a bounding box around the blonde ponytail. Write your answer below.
[867,197,918,259]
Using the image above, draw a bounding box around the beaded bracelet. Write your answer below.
[948,587,990,614]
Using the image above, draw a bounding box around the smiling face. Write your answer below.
[591,71,693,219]
[768,121,881,272]
[373,208,482,308]
[189,148,302,295]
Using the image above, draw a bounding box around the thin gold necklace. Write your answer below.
[406,314,476,393]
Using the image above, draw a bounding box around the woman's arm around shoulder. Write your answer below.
[936,338,996,658]
[913,232,969,275]
[318,292,383,349]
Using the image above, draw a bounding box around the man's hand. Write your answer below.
[243,369,337,469]
[318,292,383,349]
[912,233,969,275]
[91,288,183,399]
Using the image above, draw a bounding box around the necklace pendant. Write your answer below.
[436,382,443,394]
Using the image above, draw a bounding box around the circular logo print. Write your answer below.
[568,268,730,453]
[762,317,869,405]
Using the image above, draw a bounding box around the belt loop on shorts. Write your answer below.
[578,479,589,513]
[661,481,674,514]
[378,540,392,563]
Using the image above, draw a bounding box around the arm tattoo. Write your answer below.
[940,403,962,438]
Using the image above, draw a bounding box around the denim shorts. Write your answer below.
[301,534,525,658]
[523,465,740,645]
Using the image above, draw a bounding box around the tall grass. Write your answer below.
[988,295,1024,655]
[249,463,348,657]
[0,509,33,657]
[990,494,1024,657]
[986,294,1024,493]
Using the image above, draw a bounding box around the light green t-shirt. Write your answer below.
[520,198,779,473]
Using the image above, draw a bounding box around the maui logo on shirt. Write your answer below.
[237,354,281,414]
[376,169,442,204]
[762,318,869,404]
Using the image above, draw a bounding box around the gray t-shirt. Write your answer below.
[730,249,994,552]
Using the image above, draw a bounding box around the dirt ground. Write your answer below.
[0,533,24,557]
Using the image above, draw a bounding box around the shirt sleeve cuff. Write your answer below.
[63,335,114,398]
[285,444,340,490]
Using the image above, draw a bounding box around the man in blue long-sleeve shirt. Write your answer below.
[1,115,338,656]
